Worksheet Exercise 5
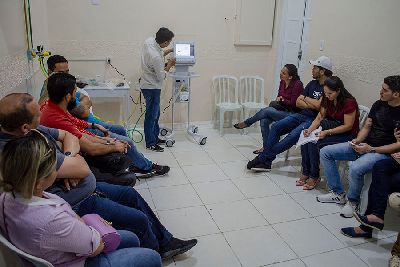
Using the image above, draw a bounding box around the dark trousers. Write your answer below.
[365,158,400,220]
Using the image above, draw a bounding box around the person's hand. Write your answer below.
[167,58,176,67]
[63,178,80,191]
[392,152,400,159]
[351,138,361,145]
[303,129,311,137]
[317,130,328,139]
[114,140,128,153]
[276,96,283,102]
[165,48,174,55]
[395,129,400,141]
[352,143,372,154]
[94,124,110,137]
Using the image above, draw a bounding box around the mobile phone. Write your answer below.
[394,120,400,131]
[348,141,356,146]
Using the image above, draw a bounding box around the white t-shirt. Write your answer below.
[140,37,165,89]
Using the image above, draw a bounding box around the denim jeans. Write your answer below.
[244,107,292,147]
[87,121,127,137]
[320,142,389,203]
[90,128,152,171]
[46,172,97,208]
[301,134,352,179]
[76,182,173,251]
[141,89,161,147]
[365,158,400,219]
[85,230,162,267]
[258,113,313,162]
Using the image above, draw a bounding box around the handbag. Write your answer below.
[269,100,290,112]
[84,152,131,174]
[81,214,121,253]
[320,117,343,130]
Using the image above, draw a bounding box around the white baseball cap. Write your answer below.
[309,56,332,71]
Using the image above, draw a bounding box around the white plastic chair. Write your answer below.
[0,232,53,267]
[239,76,267,130]
[212,75,243,136]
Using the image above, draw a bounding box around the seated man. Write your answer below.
[341,130,400,238]
[39,54,127,136]
[317,75,400,218]
[247,55,333,171]
[0,93,197,259]
[40,72,169,177]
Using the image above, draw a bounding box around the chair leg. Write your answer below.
[219,110,224,136]
[228,112,233,128]
[285,149,290,161]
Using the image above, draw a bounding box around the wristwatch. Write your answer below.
[64,151,72,156]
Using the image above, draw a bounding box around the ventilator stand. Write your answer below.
[159,68,207,147]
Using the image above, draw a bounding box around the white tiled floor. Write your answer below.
[137,126,400,267]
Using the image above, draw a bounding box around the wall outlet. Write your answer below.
[319,40,325,51]
[91,0,100,5]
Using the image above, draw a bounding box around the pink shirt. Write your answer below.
[0,192,100,267]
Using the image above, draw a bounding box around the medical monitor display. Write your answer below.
[176,44,191,57]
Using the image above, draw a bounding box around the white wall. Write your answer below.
[41,0,283,123]
[305,0,400,107]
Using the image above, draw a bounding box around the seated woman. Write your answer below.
[298,76,359,190]
[234,64,303,154]
[0,131,162,267]
[341,130,400,240]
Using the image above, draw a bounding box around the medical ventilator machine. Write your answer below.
[160,41,207,146]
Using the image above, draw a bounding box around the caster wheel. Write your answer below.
[199,137,207,145]
[160,129,168,136]
[193,126,199,133]
[166,139,175,147]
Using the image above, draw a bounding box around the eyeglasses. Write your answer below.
[30,129,53,157]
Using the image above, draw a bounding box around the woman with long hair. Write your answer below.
[234,64,304,154]
[0,131,162,267]
[298,76,359,190]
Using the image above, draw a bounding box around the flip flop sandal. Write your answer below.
[303,177,321,190]
[296,176,309,186]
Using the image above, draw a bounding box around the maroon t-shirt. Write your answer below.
[277,79,304,109]
[325,98,359,137]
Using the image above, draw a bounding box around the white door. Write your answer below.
[273,0,311,96]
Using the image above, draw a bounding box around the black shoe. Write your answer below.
[152,163,170,176]
[159,237,198,260]
[157,138,166,145]
[247,157,271,172]
[354,212,384,231]
[147,144,164,152]
[129,167,156,179]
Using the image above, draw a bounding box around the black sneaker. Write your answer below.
[247,157,271,172]
[152,163,170,176]
[147,144,164,152]
[157,138,166,145]
[159,237,198,260]
[129,167,156,179]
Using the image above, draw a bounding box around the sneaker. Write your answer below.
[159,237,198,260]
[147,144,164,152]
[390,255,400,267]
[247,157,271,172]
[316,190,346,204]
[340,200,359,218]
[129,167,156,179]
[157,138,166,145]
[389,192,400,210]
[152,163,170,176]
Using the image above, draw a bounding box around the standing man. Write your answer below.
[140,27,176,152]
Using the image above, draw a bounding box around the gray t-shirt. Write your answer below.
[0,125,65,170]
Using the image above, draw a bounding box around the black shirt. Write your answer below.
[299,80,324,118]
[364,100,400,147]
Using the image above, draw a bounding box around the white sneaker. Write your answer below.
[316,190,346,204]
[390,255,400,267]
[389,192,400,211]
[340,200,359,218]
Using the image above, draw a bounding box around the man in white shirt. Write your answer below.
[140,27,175,152]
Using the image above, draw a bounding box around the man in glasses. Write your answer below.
[0,93,197,259]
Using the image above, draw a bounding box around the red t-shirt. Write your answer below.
[40,100,94,138]
[325,98,359,137]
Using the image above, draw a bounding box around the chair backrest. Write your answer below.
[0,232,53,267]
[239,76,265,104]
[358,105,370,128]
[212,75,239,105]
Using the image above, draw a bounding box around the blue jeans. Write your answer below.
[87,121,127,137]
[258,113,313,162]
[91,129,152,171]
[141,89,161,147]
[46,172,97,208]
[244,107,292,147]
[76,182,173,251]
[85,230,162,267]
[301,134,352,179]
[320,142,389,203]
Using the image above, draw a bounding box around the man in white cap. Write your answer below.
[247,55,333,171]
